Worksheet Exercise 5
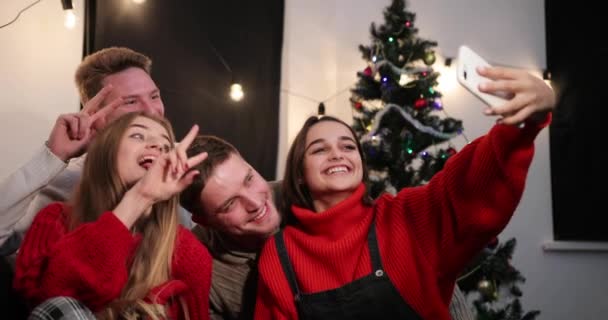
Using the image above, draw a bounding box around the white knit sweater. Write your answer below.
[0,144,69,250]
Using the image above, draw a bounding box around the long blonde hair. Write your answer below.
[70,112,180,319]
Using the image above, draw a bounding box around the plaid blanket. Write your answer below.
[29,297,94,320]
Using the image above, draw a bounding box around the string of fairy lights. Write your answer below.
[1,0,246,102]
[0,1,424,107]
[2,0,549,106]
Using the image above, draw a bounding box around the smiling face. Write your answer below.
[116,115,173,186]
[99,67,165,128]
[198,153,281,242]
[302,120,364,211]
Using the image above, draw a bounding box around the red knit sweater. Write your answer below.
[255,119,548,320]
[13,202,212,320]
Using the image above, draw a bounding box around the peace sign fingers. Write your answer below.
[88,97,124,130]
[81,85,114,116]
[174,124,200,172]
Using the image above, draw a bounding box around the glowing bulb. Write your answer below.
[436,64,458,93]
[133,0,146,3]
[64,9,76,29]
[230,83,244,101]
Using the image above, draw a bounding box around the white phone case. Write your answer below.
[456,45,508,108]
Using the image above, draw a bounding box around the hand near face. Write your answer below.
[477,66,556,125]
[47,85,123,161]
[133,124,208,205]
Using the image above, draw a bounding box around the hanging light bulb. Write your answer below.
[133,0,146,4]
[61,0,76,29]
[64,9,76,29]
[230,82,244,101]
[317,102,326,116]
[60,0,73,10]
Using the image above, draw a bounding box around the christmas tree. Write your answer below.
[349,1,539,319]
[350,0,462,198]
[457,238,540,320]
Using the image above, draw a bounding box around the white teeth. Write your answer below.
[326,166,348,174]
[253,205,267,221]
[138,155,158,165]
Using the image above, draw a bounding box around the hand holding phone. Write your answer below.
[456,45,509,108]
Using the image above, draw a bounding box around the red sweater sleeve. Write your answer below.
[13,203,138,311]
[254,256,294,320]
[171,227,213,320]
[379,118,549,284]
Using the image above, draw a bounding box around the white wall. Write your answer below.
[279,1,608,319]
[0,0,83,179]
[2,0,607,319]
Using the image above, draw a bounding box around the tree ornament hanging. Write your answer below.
[487,237,499,249]
[350,3,539,317]
[423,50,436,65]
[370,135,382,147]
[414,98,427,109]
[432,98,443,110]
[477,279,495,298]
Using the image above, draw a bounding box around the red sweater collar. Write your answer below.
[290,184,371,238]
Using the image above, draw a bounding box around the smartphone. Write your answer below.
[456,45,509,108]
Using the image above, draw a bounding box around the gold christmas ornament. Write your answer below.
[477,279,495,297]
[423,51,436,65]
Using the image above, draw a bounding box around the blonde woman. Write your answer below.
[14,112,212,320]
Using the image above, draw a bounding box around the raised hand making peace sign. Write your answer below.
[113,121,208,229]
[46,85,124,162]
[134,124,208,205]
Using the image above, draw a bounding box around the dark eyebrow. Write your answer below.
[305,136,356,152]
[305,138,325,152]
[129,123,171,144]
[339,136,357,143]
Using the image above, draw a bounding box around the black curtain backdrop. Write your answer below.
[545,2,607,241]
[84,0,284,180]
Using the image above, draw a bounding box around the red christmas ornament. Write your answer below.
[364,67,373,76]
[447,147,457,156]
[354,102,363,110]
[487,237,499,249]
[405,21,411,28]
[414,98,426,109]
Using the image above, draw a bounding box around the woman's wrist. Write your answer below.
[113,187,155,229]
